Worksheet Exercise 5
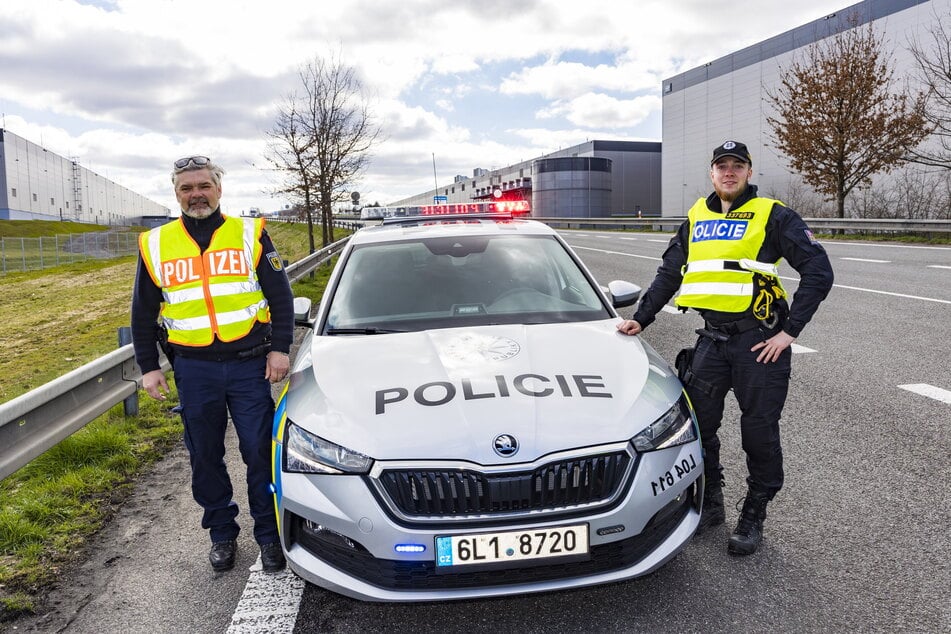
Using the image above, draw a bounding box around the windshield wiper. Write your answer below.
[325,327,407,335]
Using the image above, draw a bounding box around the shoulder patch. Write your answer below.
[266,251,284,271]
[804,229,819,245]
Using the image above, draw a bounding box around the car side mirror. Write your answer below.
[606,280,641,309]
[293,296,313,326]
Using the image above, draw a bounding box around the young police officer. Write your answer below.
[131,156,294,572]
[617,141,833,555]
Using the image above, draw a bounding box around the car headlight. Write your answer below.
[631,395,697,452]
[284,421,373,474]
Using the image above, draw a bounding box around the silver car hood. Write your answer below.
[286,320,680,465]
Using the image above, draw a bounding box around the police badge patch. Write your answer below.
[266,251,284,271]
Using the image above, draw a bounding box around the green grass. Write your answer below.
[0,219,347,621]
[0,220,115,239]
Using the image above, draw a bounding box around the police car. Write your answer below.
[272,207,703,601]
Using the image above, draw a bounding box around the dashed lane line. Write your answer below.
[841,257,891,263]
[898,384,951,404]
[227,558,305,634]
[928,265,951,270]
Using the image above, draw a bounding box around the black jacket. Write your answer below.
[131,209,294,373]
[632,185,834,338]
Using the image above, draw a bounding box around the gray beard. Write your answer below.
[182,204,213,219]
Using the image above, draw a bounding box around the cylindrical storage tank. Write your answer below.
[532,157,612,218]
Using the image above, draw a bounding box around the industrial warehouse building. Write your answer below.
[0,128,170,225]
[392,0,948,219]
[662,0,949,216]
[389,140,662,218]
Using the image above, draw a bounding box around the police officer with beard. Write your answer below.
[618,141,833,555]
[131,156,293,573]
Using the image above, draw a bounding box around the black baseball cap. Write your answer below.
[711,141,752,165]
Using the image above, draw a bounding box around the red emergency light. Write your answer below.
[417,201,531,216]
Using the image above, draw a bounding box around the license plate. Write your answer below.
[435,524,589,568]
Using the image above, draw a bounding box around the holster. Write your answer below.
[674,347,695,383]
[675,341,718,397]
[156,323,175,367]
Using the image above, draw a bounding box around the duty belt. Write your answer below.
[704,315,767,335]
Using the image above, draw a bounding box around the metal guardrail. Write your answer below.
[0,236,350,481]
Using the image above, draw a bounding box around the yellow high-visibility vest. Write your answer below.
[675,197,787,313]
[139,216,270,346]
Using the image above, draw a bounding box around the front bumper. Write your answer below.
[275,441,702,602]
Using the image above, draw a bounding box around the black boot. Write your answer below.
[209,540,237,571]
[260,542,286,573]
[696,474,725,534]
[728,491,770,556]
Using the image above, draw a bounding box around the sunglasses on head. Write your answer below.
[173,156,211,170]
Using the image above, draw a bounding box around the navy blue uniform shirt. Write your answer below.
[131,209,294,374]
[632,185,834,338]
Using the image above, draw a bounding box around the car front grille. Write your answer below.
[376,450,632,518]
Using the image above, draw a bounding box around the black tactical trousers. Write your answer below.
[685,325,792,499]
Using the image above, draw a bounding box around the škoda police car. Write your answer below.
[272,205,703,601]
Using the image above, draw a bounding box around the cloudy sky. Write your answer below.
[2,0,850,216]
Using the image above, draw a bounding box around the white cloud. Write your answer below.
[1,0,848,211]
[538,93,662,129]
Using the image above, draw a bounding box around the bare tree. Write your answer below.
[908,9,951,170]
[264,97,320,250]
[766,21,929,219]
[264,52,379,251]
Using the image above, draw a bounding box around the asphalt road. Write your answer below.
[9,231,951,634]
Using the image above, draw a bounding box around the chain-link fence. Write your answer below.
[0,231,141,274]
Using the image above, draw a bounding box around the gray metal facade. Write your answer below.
[533,157,613,218]
[390,140,662,218]
[661,0,945,216]
[0,128,170,225]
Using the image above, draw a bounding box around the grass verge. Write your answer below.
[0,392,184,620]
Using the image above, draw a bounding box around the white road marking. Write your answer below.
[841,257,891,263]
[570,245,662,261]
[661,305,681,314]
[928,265,951,270]
[227,558,305,634]
[647,239,669,243]
[620,237,638,241]
[898,384,951,404]
[832,284,951,305]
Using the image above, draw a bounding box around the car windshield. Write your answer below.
[323,233,609,333]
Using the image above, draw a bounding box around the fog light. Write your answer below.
[395,543,426,554]
[303,520,355,549]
